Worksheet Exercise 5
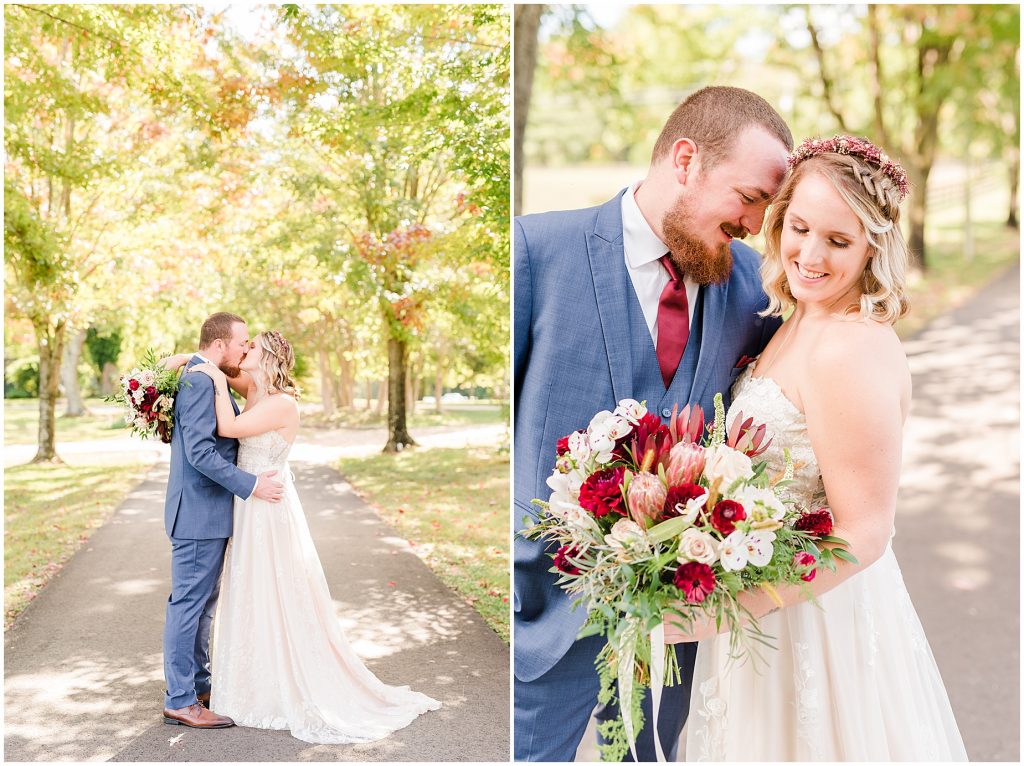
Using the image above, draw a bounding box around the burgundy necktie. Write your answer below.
[656,254,689,388]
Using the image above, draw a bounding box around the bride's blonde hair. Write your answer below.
[255,330,300,399]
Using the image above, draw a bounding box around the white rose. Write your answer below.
[731,484,786,521]
[717,530,749,572]
[606,518,644,546]
[703,445,753,488]
[743,530,776,567]
[140,370,156,386]
[614,398,647,425]
[677,527,718,565]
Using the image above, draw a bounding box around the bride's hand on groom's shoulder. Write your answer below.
[190,362,225,382]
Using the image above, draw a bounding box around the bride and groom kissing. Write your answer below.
[513,87,967,760]
[159,312,439,743]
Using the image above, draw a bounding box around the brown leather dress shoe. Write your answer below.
[163,703,234,728]
[196,692,211,709]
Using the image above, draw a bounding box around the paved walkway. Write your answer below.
[577,263,1020,761]
[4,424,509,761]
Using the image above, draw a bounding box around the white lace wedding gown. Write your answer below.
[210,430,440,744]
[685,366,967,761]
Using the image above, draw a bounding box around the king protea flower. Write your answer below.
[665,441,706,486]
[626,472,667,528]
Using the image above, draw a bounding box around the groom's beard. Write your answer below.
[661,202,739,285]
[219,362,242,379]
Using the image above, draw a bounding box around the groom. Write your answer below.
[162,311,284,728]
[514,87,792,760]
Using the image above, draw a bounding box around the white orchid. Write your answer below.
[717,530,750,572]
[613,398,647,425]
[743,530,777,567]
[666,488,709,525]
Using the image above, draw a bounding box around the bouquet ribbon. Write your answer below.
[617,622,669,763]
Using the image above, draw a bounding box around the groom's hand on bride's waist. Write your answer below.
[253,470,284,503]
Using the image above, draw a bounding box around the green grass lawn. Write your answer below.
[4,457,155,628]
[337,446,510,641]
[304,400,507,430]
[4,398,130,445]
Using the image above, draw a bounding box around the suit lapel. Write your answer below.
[690,278,730,404]
[587,192,633,404]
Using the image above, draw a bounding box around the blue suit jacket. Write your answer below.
[513,190,781,682]
[163,355,257,540]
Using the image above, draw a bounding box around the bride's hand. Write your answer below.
[190,362,226,382]
[663,612,718,644]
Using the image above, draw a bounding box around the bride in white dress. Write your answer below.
[666,137,967,760]
[190,330,440,744]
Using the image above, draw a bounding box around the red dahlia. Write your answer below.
[795,508,834,537]
[673,561,716,603]
[710,499,746,535]
[792,551,818,582]
[553,544,582,575]
[128,379,140,391]
[578,466,627,518]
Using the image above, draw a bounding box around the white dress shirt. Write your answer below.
[621,181,698,345]
[192,352,257,500]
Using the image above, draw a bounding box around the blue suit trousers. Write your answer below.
[163,536,228,709]
[514,633,697,761]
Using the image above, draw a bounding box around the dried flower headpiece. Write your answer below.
[789,135,909,202]
[262,330,292,359]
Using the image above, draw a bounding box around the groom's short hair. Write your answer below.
[651,86,793,170]
[199,312,245,349]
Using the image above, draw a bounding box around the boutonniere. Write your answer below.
[734,354,758,370]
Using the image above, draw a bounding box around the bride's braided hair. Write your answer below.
[760,135,911,325]
[256,329,300,399]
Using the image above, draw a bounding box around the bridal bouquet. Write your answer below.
[106,349,183,444]
[519,395,855,761]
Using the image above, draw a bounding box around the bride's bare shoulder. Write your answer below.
[804,316,908,394]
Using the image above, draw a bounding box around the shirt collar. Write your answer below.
[621,180,669,269]
[193,352,211,365]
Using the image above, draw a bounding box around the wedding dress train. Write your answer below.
[685,366,967,761]
[211,429,440,744]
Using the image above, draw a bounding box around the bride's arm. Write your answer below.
[189,363,291,439]
[667,322,907,642]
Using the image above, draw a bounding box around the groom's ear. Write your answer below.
[670,138,699,186]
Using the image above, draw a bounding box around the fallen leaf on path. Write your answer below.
[168,733,185,746]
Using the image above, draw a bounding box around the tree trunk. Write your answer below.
[318,347,336,418]
[513,4,544,216]
[1008,155,1020,229]
[365,379,373,410]
[61,326,89,417]
[336,350,353,408]
[907,160,930,273]
[375,377,387,415]
[404,357,415,417]
[100,361,119,397]
[384,336,416,452]
[33,318,67,463]
[434,364,443,414]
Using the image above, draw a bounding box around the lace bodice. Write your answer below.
[729,365,827,513]
[237,430,292,473]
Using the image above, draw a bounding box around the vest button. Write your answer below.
[661,407,672,418]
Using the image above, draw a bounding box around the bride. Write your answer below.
[179,329,440,744]
[666,136,967,760]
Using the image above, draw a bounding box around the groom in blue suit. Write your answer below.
[514,87,793,760]
[162,312,284,728]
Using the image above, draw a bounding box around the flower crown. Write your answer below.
[788,135,909,202]
[262,330,292,360]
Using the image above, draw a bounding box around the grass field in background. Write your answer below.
[337,446,510,641]
[4,398,129,445]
